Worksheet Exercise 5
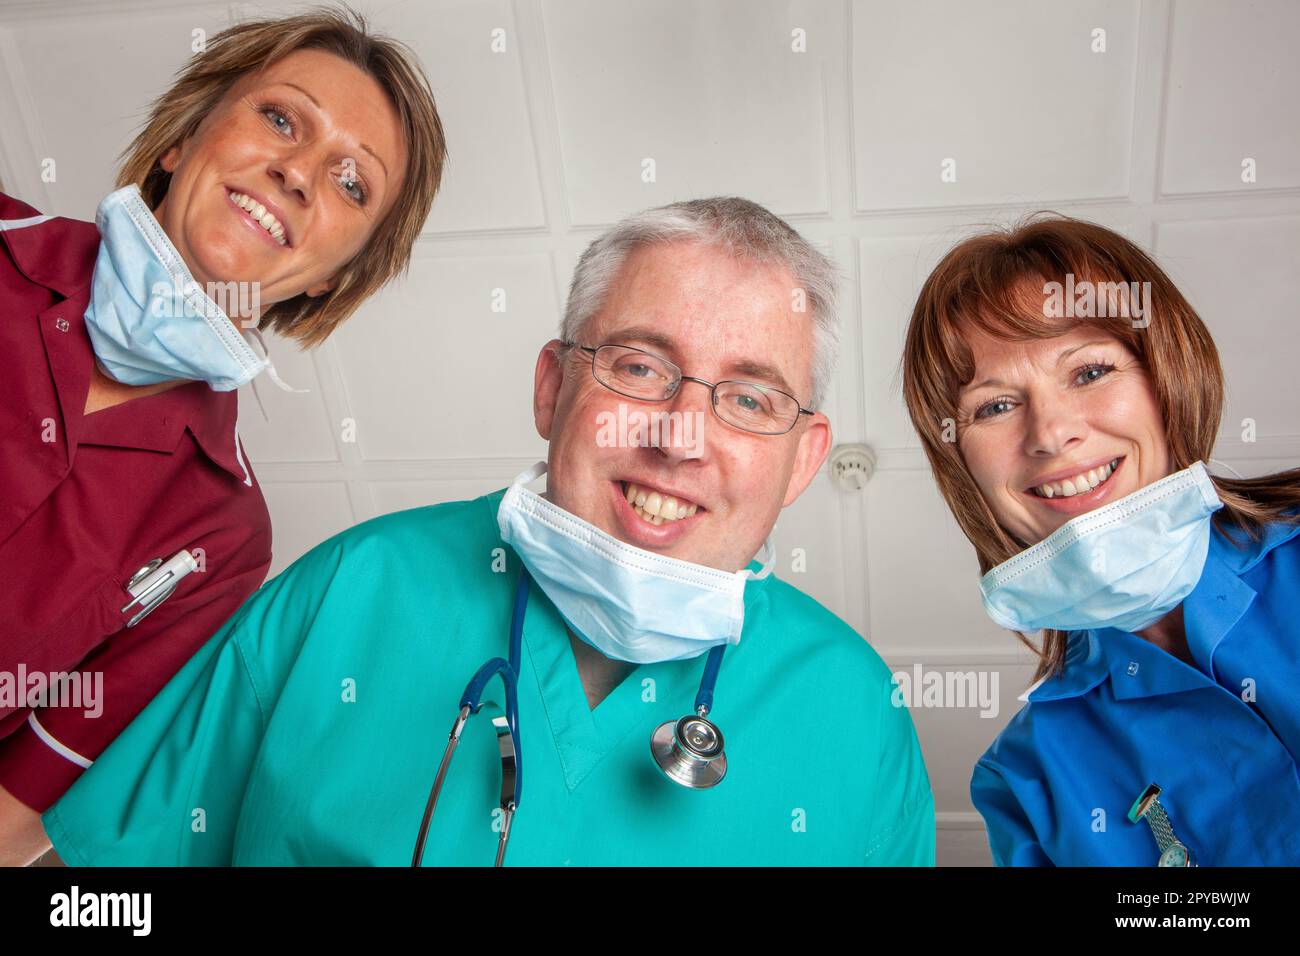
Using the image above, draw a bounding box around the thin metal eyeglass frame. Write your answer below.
[565,342,815,436]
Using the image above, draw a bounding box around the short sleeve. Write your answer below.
[864,670,936,866]
[42,531,347,865]
[970,759,1054,866]
[41,607,266,866]
[0,557,270,812]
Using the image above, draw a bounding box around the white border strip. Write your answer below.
[233,421,252,487]
[0,214,50,231]
[27,712,93,768]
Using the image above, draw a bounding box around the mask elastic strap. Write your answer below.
[511,460,548,488]
[745,536,776,580]
[498,461,549,541]
[243,328,310,394]
[241,329,310,423]
[247,375,271,423]
[1207,457,1244,480]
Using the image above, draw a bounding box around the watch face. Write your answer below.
[1158,843,1190,867]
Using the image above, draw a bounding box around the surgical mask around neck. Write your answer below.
[83,183,294,393]
[979,460,1223,635]
[498,462,775,664]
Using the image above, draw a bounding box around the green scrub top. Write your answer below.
[45,490,935,866]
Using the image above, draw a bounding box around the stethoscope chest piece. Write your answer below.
[651,711,727,789]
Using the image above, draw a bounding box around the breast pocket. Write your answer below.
[116,550,200,628]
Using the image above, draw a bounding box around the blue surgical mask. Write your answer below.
[498,462,775,664]
[980,460,1223,635]
[83,184,270,391]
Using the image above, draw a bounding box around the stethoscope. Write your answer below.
[411,567,729,867]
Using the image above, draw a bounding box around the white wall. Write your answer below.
[2,0,1296,865]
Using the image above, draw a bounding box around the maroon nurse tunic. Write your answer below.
[0,189,272,810]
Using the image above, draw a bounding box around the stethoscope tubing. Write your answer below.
[411,571,529,866]
[413,566,726,866]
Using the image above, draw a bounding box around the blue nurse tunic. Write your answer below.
[972,516,1300,865]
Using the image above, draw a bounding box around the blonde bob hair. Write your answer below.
[115,3,447,347]
[901,214,1300,682]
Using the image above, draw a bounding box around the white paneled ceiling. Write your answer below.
[542,0,838,224]
[375,0,547,233]
[851,0,1139,211]
[1160,0,1300,196]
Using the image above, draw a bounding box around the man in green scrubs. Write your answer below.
[41,197,935,866]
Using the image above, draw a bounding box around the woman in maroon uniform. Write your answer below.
[0,6,446,863]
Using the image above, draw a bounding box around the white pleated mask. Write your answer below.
[497,462,774,663]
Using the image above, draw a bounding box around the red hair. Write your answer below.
[902,213,1300,680]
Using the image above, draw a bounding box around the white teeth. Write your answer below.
[228,191,288,246]
[1034,458,1120,499]
[622,482,699,525]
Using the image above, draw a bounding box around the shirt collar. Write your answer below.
[9,203,254,487]
[1020,629,1107,702]
[76,371,254,487]
[1024,516,1300,703]
[185,384,254,486]
[1207,512,1300,574]
[0,202,98,298]
[1024,627,1215,703]
[1182,515,1300,675]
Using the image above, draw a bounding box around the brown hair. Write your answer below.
[114,2,447,347]
[901,213,1300,681]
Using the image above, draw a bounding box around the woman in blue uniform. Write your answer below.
[900,214,1300,865]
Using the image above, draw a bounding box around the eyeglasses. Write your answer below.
[565,342,814,436]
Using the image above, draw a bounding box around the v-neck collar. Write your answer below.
[478,487,776,793]
[521,576,694,792]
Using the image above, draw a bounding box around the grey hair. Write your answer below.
[560,196,840,410]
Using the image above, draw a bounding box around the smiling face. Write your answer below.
[151,47,408,320]
[533,240,832,572]
[956,323,1172,547]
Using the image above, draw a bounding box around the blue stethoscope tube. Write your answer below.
[412,567,727,866]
